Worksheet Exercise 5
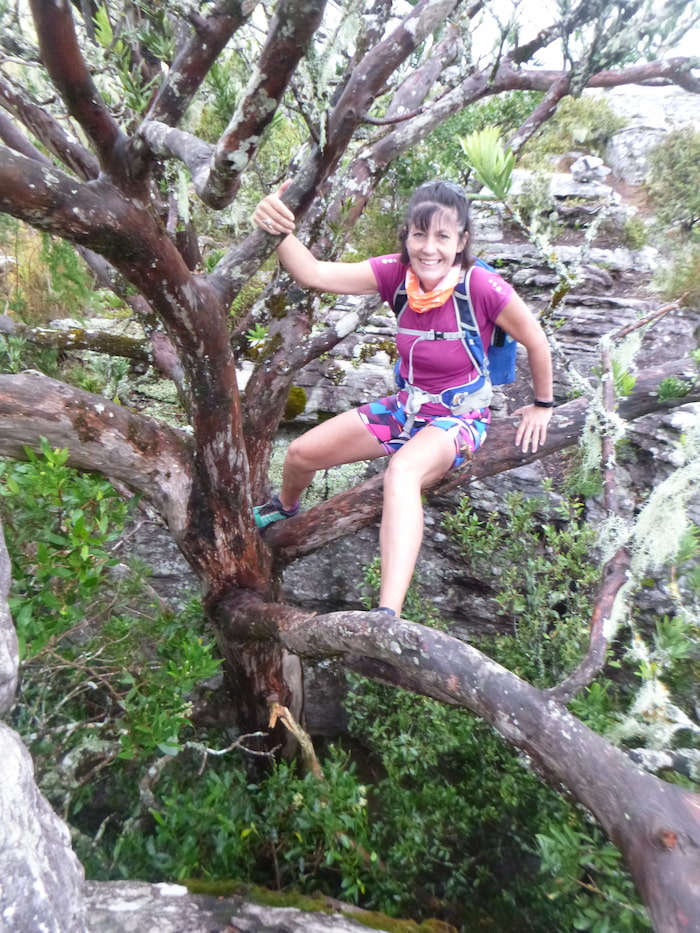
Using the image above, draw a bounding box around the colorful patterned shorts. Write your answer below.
[357,394,490,470]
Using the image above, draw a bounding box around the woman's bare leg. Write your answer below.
[278,409,386,509]
[378,425,458,616]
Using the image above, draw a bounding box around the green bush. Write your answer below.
[392,91,543,193]
[653,241,700,306]
[0,440,133,656]
[520,95,626,167]
[0,226,113,326]
[0,334,60,376]
[648,126,700,234]
[345,675,576,930]
[108,747,374,900]
[443,490,599,686]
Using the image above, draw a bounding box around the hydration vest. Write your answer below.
[392,258,517,417]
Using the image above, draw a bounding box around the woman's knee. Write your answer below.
[285,435,316,472]
[384,439,454,489]
[383,451,423,491]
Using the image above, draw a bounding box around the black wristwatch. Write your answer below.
[534,399,554,408]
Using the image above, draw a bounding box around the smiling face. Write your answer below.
[404,207,468,292]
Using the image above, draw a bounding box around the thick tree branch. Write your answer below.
[0,108,48,163]
[548,548,631,703]
[0,316,151,363]
[0,373,192,533]
[504,57,700,94]
[241,293,383,427]
[508,75,571,156]
[27,0,124,175]
[0,514,17,713]
[0,74,99,179]
[146,0,255,126]
[207,0,327,210]
[63,248,186,390]
[138,122,215,201]
[213,583,700,926]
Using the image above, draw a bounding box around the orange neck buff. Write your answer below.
[405,265,461,313]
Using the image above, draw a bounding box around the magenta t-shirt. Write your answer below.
[368,254,513,415]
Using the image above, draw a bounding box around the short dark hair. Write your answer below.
[398,181,473,268]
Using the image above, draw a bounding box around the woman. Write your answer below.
[252,180,553,618]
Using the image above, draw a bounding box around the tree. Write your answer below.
[1,0,700,927]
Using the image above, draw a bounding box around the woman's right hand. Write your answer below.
[252,180,296,236]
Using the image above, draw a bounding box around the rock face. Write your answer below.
[0,521,17,713]
[0,723,87,933]
[82,882,398,933]
[0,519,87,933]
[601,85,700,185]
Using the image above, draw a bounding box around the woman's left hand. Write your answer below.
[512,404,553,454]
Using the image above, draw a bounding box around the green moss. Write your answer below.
[184,880,334,911]
[340,912,458,932]
[268,293,291,321]
[230,276,266,320]
[284,384,307,420]
[354,338,398,367]
[325,361,347,385]
[183,880,458,932]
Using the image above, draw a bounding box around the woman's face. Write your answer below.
[405,207,468,291]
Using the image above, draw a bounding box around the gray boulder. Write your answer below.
[0,520,17,714]
[0,722,87,933]
[83,881,398,932]
[0,516,87,933]
[599,85,700,186]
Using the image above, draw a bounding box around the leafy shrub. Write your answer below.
[536,822,651,931]
[647,126,700,234]
[512,171,562,243]
[622,214,649,250]
[443,490,599,686]
[520,95,626,167]
[2,445,224,870]
[653,241,700,306]
[345,674,576,930]
[108,747,374,901]
[392,91,543,193]
[0,334,60,376]
[0,440,133,656]
[1,228,105,325]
